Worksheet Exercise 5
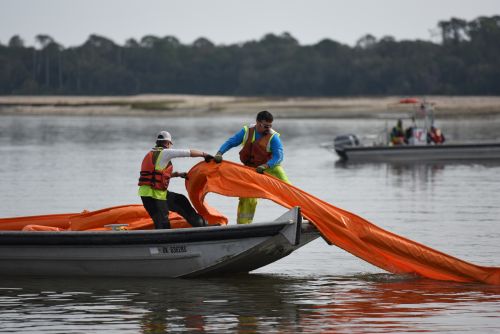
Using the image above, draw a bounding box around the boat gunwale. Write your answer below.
[342,142,500,153]
[0,221,296,246]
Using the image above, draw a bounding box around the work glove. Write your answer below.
[256,165,267,174]
[204,153,214,162]
[214,152,223,163]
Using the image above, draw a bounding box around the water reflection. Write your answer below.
[334,161,446,195]
[307,275,500,333]
[0,275,498,333]
[334,160,500,183]
[335,159,500,169]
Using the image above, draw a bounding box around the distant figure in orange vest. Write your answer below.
[212,110,290,224]
[427,126,446,144]
[138,131,213,229]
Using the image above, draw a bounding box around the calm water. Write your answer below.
[1,113,499,333]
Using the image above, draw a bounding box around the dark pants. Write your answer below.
[141,191,206,229]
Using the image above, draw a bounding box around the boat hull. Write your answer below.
[0,207,319,278]
[336,142,500,162]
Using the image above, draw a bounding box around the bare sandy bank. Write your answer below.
[1,94,500,118]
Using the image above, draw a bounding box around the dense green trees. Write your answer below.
[0,16,499,96]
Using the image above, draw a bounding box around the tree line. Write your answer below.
[1,16,499,96]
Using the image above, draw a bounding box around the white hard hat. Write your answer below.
[156,131,172,143]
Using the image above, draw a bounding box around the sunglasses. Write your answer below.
[259,122,272,129]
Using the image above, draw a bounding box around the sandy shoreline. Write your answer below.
[1,94,500,118]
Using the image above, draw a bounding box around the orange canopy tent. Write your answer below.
[399,97,420,104]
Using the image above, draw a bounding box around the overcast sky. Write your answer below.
[1,0,499,47]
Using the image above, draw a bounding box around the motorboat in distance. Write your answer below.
[332,136,500,162]
[0,207,319,278]
[327,98,500,162]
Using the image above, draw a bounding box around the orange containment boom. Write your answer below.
[0,205,205,232]
[186,161,500,285]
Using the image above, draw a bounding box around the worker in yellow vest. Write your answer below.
[138,130,213,229]
[213,111,290,224]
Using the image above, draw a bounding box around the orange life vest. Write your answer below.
[429,129,444,144]
[138,148,173,190]
[239,126,273,167]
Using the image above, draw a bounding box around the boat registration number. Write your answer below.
[150,245,187,255]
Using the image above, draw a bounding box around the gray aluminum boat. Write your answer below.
[327,99,500,162]
[0,207,319,278]
[332,139,500,162]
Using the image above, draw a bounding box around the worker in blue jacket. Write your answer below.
[213,111,290,224]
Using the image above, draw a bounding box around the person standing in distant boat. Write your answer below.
[390,119,405,145]
[404,117,416,144]
[138,131,213,229]
[211,110,290,224]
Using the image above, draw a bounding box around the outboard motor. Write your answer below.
[334,134,360,160]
